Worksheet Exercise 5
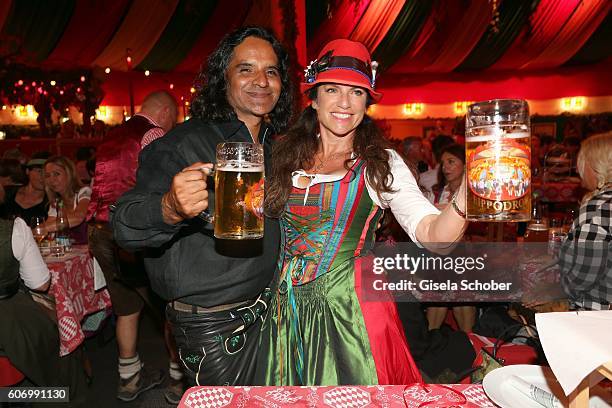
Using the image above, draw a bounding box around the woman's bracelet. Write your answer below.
[451,192,466,218]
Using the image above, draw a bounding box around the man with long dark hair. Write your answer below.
[112,26,294,387]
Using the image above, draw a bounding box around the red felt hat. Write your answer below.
[301,39,382,103]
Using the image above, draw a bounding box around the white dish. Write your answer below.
[483,365,611,408]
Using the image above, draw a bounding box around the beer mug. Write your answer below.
[200,142,265,240]
[465,99,531,222]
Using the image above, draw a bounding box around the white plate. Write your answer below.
[483,365,611,408]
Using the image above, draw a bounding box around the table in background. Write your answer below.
[44,245,111,356]
[179,384,495,407]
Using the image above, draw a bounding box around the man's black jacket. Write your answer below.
[111,118,280,307]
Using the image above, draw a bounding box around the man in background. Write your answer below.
[86,91,180,403]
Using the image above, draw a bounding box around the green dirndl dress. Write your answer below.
[256,159,422,385]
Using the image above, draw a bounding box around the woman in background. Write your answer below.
[558,132,611,310]
[43,156,91,244]
[426,144,476,333]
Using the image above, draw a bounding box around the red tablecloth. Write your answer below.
[179,384,496,408]
[45,246,111,356]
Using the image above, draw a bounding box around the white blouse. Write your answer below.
[48,186,92,217]
[11,217,50,290]
[291,149,440,243]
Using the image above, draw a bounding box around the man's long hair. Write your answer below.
[190,26,294,134]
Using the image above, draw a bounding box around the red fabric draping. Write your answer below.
[385,0,490,74]
[0,0,12,33]
[377,58,612,104]
[100,70,193,106]
[307,0,371,60]
[92,0,179,70]
[173,0,251,74]
[521,0,611,70]
[44,0,130,68]
[350,0,405,52]
[491,0,581,71]
[423,0,491,72]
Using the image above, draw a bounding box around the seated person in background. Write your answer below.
[427,144,476,333]
[419,135,455,194]
[402,136,429,173]
[0,216,86,402]
[0,158,28,210]
[0,153,50,225]
[43,156,91,244]
[75,147,96,185]
[558,132,611,310]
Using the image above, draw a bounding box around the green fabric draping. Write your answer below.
[350,0,405,52]
[423,0,491,73]
[566,12,612,65]
[491,0,580,71]
[305,0,329,41]
[521,0,610,69]
[136,0,217,72]
[385,0,487,74]
[0,0,12,33]
[92,0,179,71]
[1,0,75,63]
[307,0,371,60]
[372,1,432,73]
[457,0,538,71]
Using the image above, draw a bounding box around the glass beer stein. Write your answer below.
[465,99,531,222]
[210,142,265,240]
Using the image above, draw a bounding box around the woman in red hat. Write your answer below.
[258,39,468,385]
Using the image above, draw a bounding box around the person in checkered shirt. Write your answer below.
[558,132,612,311]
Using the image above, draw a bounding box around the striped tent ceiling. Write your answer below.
[1,0,610,105]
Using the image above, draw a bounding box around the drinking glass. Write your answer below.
[465,99,531,221]
[200,142,265,240]
[31,216,47,244]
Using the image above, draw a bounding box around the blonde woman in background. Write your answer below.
[557,132,612,310]
[43,156,91,244]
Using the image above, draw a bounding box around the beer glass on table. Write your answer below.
[465,99,531,222]
[200,142,265,240]
[31,216,47,244]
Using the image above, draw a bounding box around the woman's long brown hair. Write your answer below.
[265,91,409,217]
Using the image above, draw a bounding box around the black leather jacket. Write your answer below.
[112,118,279,307]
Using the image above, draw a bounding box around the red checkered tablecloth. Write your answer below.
[45,246,112,356]
[179,384,496,407]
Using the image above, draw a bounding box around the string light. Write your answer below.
[144,70,150,76]
[169,83,174,90]
[561,97,586,112]
[454,101,474,115]
[50,80,56,86]
[80,76,86,82]
[190,87,196,94]
[402,103,424,116]
[104,67,111,74]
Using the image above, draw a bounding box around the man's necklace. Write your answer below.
[313,150,354,173]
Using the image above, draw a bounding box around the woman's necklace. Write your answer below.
[313,150,354,174]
